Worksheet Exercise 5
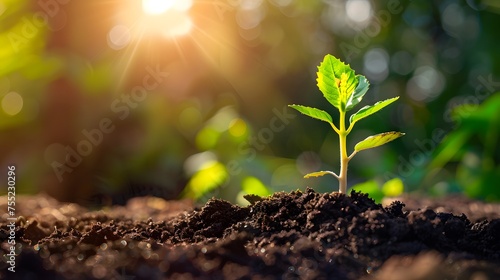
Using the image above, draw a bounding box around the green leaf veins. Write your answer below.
[354,131,405,152]
[288,105,333,124]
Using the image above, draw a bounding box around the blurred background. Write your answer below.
[0,0,499,205]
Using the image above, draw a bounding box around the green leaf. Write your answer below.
[304,170,338,179]
[316,54,357,111]
[349,97,399,126]
[382,178,404,197]
[346,75,370,111]
[288,105,333,124]
[354,131,405,152]
[427,129,469,171]
[183,161,228,199]
[242,176,271,197]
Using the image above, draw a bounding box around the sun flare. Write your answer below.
[141,0,192,15]
[142,0,175,15]
[111,0,194,46]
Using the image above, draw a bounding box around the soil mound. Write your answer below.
[2,189,500,279]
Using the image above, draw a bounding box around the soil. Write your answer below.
[2,189,500,280]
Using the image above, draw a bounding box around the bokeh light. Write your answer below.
[346,0,372,24]
[107,25,131,50]
[407,66,446,102]
[363,48,390,82]
[2,91,23,116]
[228,118,248,138]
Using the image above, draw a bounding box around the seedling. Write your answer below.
[289,54,404,193]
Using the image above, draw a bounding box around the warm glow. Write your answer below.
[110,0,196,84]
[115,0,194,39]
[142,0,175,15]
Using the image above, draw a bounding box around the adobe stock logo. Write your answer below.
[46,65,169,182]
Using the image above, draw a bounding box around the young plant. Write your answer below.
[289,54,404,193]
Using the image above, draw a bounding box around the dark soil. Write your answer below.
[2,189,500,280]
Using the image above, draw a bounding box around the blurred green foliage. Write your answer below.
[426,93,500,201]
[0,0,499,204]
[351,177,404,203]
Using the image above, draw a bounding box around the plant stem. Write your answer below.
[338,110,349,193]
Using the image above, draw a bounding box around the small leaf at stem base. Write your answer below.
[304,170,339,179]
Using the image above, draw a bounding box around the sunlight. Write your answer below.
[142,0,192,15]
[108,0,196,90]
[138,0,193,37]
[113,0,194,45]
[142,0,175,15]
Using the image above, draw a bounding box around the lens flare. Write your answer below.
[142,0,175,15]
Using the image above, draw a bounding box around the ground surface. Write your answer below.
[1,189,500,280]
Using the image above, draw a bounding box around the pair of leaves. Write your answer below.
[317,54,369,112]
[291,54,400,129]
[289,53,404,157]
[289,96,399,129]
